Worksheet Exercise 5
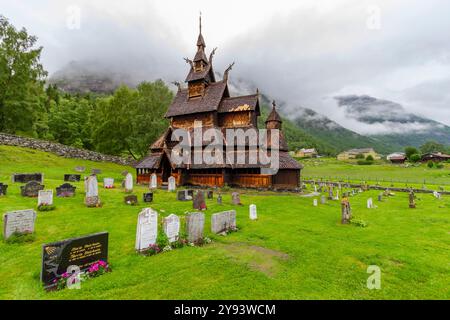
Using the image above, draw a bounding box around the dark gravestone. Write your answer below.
[177,190,192,201]
[124,195,138,205]
[12,173,43,183]
[56,183,76,197]
[20,181,44,197]
[207,190,213,199]
[187,189,194,198]
[41,232,109,290]
[217,194,222,205]
[91,169,102,175]
[0,183,8,196]
[143,192,153,203]
[64,174,81,182]
[193,191,207,210]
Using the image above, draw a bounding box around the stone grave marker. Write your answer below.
[367,198,373,209]
[186,212,205,244]
[135,208,158,251]
[38,190,54,206]
[249,204,257,220]
[433,191,441,199]
[378,194,383,202]
[74,166,85,172]
[193,191,207,210]
[168,176,176,192]
[320,195,326,204]
[124,195,138,205]
[0,183,8,196]
[3,209,36,240]
[231,192,242,205]
[341,197,352,224]
[143,192,153,203]
[313,199,318,207]
[84,175,100,207]
[104,178,114,189]
[177,190,191,201]
[211,210,237,234]
[64,174,81,182]
[217,194,222,205]
[163,214,180,243]
[124,173,133,192]
[21,181,44,197]
[409,191,416,208]
[56,183,76,197]
[334,190,340,201]
[12,173,43,183]
[328,186,334,200]
[41,232,109,290]
[91,168,102,175]
[150,173,157,189]
[207,190,213,199]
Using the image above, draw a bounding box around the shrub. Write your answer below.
[357,160,373,165]
[409,154,421,163]
[5,231,35,244]
[427,161,434,168]
[366,155,374,161]
[436,163,444,169]
[350,219,368,228]
[37,204,56,211]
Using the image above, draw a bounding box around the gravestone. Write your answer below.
[334,190,340,201]
[104,178,114,189]
[328,186,334,200]
[177,190,192,201]
[217,194,222,205]
[409,191,416,208]
[38,190,54,206]
[150,173,157,189]
[193,191,207,210]
[207,190,213,199]
[367,198,373,209]
[314,185,317,193]
[211,210,237,234]
[0,183,8,196]
[3,209,36,240]
[163,214,180,243]
[143,192,153,203]
[249,204,257,220]
[135,208,158,251]
[124,195,138,205]
[168,176,176,192]
[74,166,85,172]
[56,183,76,197]
[91,168,102,175]
[12,173,43,183]
[186,212,205,244]
[341,197,352,224]
[124,173,133,192]
[41,232,109,290]
[378,194,383,202]
[20,181,44,197]
[231,192,242,205]
[433,191,441,199]
[84,175,100,207]
[64,174,81,182]
[313,199,318,207]
[320,195,326,204]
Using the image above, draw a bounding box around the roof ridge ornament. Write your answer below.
[171,81,182,92]
[223,62,235,81]
[209,47,217,63]
[183,57,193,68]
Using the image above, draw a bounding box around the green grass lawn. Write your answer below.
[301,157,450,190]
[0,146,449,299]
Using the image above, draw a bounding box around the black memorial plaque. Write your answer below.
[143,192,153,203]
[64,174,81,182]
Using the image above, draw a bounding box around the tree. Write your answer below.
[420,141,445,154]
[409,154,421,163]
[0,15,47,134]
[366,155,374,161]
[405,146,419,160]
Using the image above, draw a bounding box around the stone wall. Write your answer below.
[0,133,135,166]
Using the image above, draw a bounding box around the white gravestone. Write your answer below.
[313,199,318,207]
[104,178,114,188]
[135,208,158,251]
[3,209,37,239]
[168,176,176,192]
[433,191,441,199]
[211,210,237,234]
[314,185,317,193]
[85,175,99,197]
[367,198,373,209]
[125,173,133,192]
[249,204,257,220]
[150,173,157,189]
[163,214,180,243]
[38,190,53,206]
[334,190,340,201]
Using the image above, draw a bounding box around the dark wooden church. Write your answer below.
[135,17,302,190]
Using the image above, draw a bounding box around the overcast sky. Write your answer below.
[2,0,450,132]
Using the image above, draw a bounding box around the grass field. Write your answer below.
[301,157,450,189]
[0,146,449,299]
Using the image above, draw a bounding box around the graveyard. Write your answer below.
[0,145,449,299]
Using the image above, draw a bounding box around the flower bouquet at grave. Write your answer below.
[37,203,56,212]
[142,243,162,256]
[54,260,111,290]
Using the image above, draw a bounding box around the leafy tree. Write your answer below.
[405,146,419,160]
[409,153,421,163]
[366,155,374,161]
[420,141,445,154]
[427,161,434,168]
[0,15,47,134]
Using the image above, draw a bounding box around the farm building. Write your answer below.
[295,148,318,158]
[135,17,302,190]
[421,152,450,162]
[337,148,381,161]
[387,152,406,164]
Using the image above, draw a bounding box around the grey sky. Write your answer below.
[1,0,449,131]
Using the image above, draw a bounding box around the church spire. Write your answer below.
[265,101,282,129]
[195,13,207,61]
